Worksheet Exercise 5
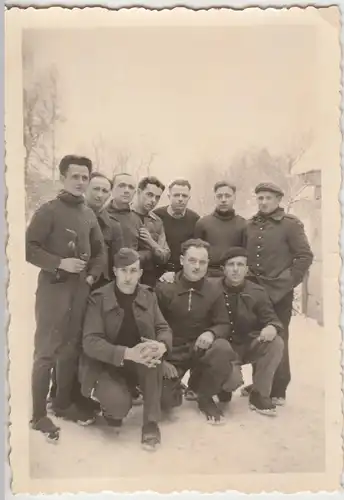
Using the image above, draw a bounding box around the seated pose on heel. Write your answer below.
[79,248,172,451]
[218,247,284,417]
[156,239,238,425]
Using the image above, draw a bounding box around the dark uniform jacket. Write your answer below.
[246,208,313,304]
[155,272,230,347]
[79,282,173,396]
[216,278,283,344]
[96,209,123,282]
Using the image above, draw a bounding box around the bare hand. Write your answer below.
[258,325,277,342]
[162,360,179,379]
[139,228,155,246]
[194,331,215,350]
[85,275,95,286]
[159,271,176,283]
[141,337,167,360]
[124,343,161,368]
[59,258,86,274]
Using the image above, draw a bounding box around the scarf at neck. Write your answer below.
[257,207,284,220]
[223,279,245,294]
[58,190,85,205]
[213,208,235,220]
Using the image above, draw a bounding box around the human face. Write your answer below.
[112,174,136,207]
[86,176,111,210]
[223,256,248,286]
[215,186,236,212]
[256,191,281,214]
[180,246,209,282]
[61,164,90,196]
[137,183,163,213]
[168,185,191,214]
[114,259,143,294]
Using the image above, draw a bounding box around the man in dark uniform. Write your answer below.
[26,155,106,441]
[217,247,284,416]
[154,179,199,278]
[80,248,172,451]
[155,239,235,424]
[244,182,313,405]
[85,172,124,287]
[194,181,246,277]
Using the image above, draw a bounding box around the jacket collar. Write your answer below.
[131,202,159,221]
[175,271,205,295]
[103,282,149,312]
[252,207,285,223]
[97,209,112,228]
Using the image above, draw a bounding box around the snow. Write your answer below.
[25,266,326,477]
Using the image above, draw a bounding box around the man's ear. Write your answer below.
[138,268,143,280]
[113,267,117,277]
[180,255,184,267]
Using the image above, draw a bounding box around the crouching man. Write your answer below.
[219,247,284,416]
[79,248,172,451]
[155,239,238,424]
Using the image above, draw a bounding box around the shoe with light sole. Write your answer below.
[271,397,286,407]
[249,391,277,417]
[30,416,60,443]
[141,422,161,452]
[198,395,225,425]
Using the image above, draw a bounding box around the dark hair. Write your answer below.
[112,172,135,185]
[59,155,93,176]
[90,171,113,189]
[169,179,191,191]
[181,238,210,256]
[214,180,236,194]
[138,176,165,192]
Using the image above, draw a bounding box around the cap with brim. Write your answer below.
[113,248,140,269]
[222,247,248,265]
[255,182,284,197]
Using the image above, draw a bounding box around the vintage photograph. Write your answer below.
[5,6,342,494]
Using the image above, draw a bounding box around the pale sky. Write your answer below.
[23,23,325,186]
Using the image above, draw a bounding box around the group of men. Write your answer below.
[26,154,313,451]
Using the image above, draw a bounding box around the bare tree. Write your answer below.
[23,61,65,180]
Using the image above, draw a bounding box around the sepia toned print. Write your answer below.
[5,6,342,495]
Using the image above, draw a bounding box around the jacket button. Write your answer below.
[257,263,260,267]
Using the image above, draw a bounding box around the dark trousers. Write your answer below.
[232,336,284,398]
[93,362,163,424]
[31,277,90,421]
[270,291,294,398]
[161,338,236,410]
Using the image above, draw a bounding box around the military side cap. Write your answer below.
[113,248,140,268]
[255,182,284,196]
[222,246,248,265]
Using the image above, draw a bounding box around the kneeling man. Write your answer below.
[80,248,172,451]
[156,238,236,424]
[220,247,284,416]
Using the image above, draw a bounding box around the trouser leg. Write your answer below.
[196,338,237,397]
[137,363,163,424]
[244,337,284,398]
[31,354,55,421]
[93,371,132,420]
[54,341,80,410]
[271,291,293,398]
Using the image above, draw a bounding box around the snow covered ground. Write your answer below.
[24,266,326,478]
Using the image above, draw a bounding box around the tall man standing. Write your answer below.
[26,155,106,441]
[85,172,124,287]
[131,176,170,286]
[194,181,246,277]
[156,239,235,424]
[245,182,313,405]
[154,179,199,277]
